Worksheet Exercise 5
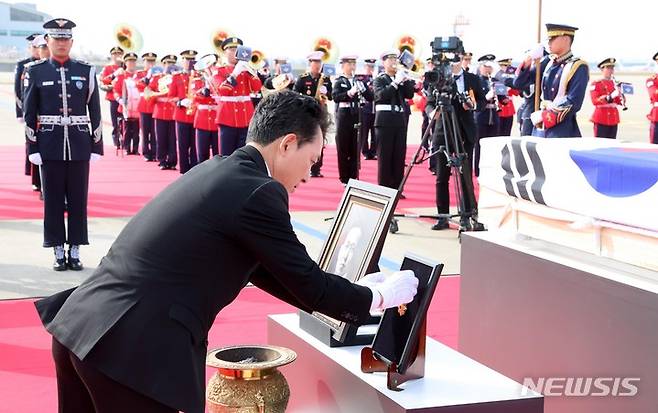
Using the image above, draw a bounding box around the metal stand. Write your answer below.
[391,92,484,235]
[298,311,379,348]
[360,318,426,391]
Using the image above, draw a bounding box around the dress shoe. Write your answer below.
[53,245,67,271]
[431,219,449,231]
[310,172,323,178]
[67,245,83,271]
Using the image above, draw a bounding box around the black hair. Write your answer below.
[247,90,330,147]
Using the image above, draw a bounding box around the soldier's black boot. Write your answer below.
[53,245,67,271]
[67,245,83,271]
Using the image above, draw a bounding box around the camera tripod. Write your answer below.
[389,92,484,235]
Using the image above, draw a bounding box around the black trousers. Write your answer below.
[24,143,31,175]
[109,100,123,148]
[652,122,658,144]
[376,114,407,190]
[124,118,140,154]
[335,110,360,183]
[359,111,376,158]
[155,119,177,167]
[52,338,176,413]
[140,113,156,160]
[219,125,248,156]
[474,116,499,177]
[196,129,219,163]
[594,123,618,139]
[432,129,477,216]
[176,121,197,174]
[41,160,89,247]
[519,117,533,136]
[498,116,514,136]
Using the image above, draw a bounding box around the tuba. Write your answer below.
[114,23,143,53]
[211,29,231,55]
[396,34,420,57]
[250,50,266,70]
[312,37,337,63]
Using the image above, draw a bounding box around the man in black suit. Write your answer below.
[35,90,417,413]
[425,57,485,230]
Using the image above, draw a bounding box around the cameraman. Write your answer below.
[426,58,485,230]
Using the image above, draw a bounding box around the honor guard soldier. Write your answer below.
[15,33,41,191]
[100,46,124,150]
[590,58,624,139]
[213,37,263,156]
[333,55,374,184]
[646,52,658,144]
[294,51,333,177]
[496,58,518,136]
[263,57,295,91]
[193,57,220,162]
[149,55,178,170]
[169,50,199,173]
[515,23,589,138]
[359,58,377,160]
[23,18,103,271]
[135,52,157,161]
[373,50,415,192]
[113,52,141,154]
[474,54,503,176]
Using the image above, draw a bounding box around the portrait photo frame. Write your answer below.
[311,179,399,342]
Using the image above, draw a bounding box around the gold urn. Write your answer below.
[206,345,297,413]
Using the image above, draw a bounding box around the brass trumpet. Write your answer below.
[250,50,266,70]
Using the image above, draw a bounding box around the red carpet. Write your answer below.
[0,144,478,220]
[0,277,459,412]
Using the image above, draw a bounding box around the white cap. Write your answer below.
[32,34,47,48]
[307,51,324,61]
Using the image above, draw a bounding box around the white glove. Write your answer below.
[90,153,102,162]
[179,98,192,108]
[319,85,328,95]
[347,83,359,97]
[231,61,249,77]
[393,70,407,85]
[528,43,545,60]
[356,81,367,93]
[365,270,419,311]
[355,271,387,289]
[485,90,495,101]
[610,90,620,99]
[16,117,25,124]
[530,110,543,126]
[28,153,42,165]
[112,68,124,77]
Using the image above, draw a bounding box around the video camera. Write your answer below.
[424,36,466,99]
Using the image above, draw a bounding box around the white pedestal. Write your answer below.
[268,313,542,413]
[459,232,658,413]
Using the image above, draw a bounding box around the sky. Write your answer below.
[20,0,656,64]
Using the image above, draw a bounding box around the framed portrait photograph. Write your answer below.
[312,179,399,342]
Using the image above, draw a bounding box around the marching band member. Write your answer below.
[135,52,157,161]
[590,58,624,139]
[263,57,294,91]
[496,58,518,136]
[193,61,219,162]
[100,46,124,150]
[333,55,373,184]
[213,37,263,156]
[372,50,415,192]
[294,51,333,177]
[359,58,377,161]
[646,52,658,144]
[113,52,141,154]
[474,54,502,176]
[514,23,589,138]
[169,50,199,174]
[150,55,178,170]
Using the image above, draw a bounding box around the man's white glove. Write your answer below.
[231,61,249,77]
[356,271,387,289]
[610,89,620,99]
[485,90,495,101]
[393,70,407,85]
[347,83,359,97]
[179,98,192,108]
[90,153,102,162]
[357,270,418,312]
[528,43,545,60]
[28,153,42,165]
[16,117,25,124]
[530,110,544,126]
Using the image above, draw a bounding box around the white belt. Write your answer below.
[218,96,251,103]
[485,104,497,109]
[375,104,403,112]
[338,102,357,109]
[156,97,176,103]
[38,115,90,125]
[597,103,618,108]
[654,102,658,108]
[197,104,218,110]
